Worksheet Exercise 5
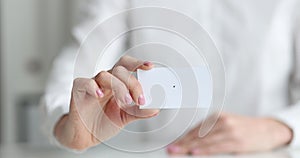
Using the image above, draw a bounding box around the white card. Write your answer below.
[137,66,212,109]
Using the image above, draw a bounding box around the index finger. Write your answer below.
[113,55,153,72]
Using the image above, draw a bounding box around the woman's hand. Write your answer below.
[54,55,159,150]
[167,112,293,156]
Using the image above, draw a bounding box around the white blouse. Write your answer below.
[41,0,300,149]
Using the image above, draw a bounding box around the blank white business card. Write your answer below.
[137,66,212,109]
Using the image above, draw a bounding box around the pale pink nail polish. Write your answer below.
[167,145,181,153]
[125,94,133,104]
[143,61,152,67]
[138,94,145,105]
[96,89,104,98]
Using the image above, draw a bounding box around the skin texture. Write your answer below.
[167,112,293,156]
[54,55,293,154]
[54,55,159,150]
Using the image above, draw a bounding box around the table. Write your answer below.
[1,143,300,158]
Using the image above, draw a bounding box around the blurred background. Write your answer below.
[0,1,299,157]
[0,0,81,146]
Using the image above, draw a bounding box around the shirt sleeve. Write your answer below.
[271,105,300,148]
[271,7,300,148]
[40,45,77,147]
[40,0,129,148]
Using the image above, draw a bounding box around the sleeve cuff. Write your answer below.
[270,105,300,148]
[40,97,90,153]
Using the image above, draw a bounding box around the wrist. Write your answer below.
[265,118,293,146]
[54,114,73,147]
[54,113,98,150]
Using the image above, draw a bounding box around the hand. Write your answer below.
[54,55,159,150]
[167,112,293,156]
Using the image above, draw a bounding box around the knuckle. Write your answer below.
[119,55,128,63]
[113,65,126,74]
[134,59,142,66]
[72,78,95,92]
[87,79,96,87]
[73,78,82,85]
[219,114,233,127]
[73,78,89,87]
[96,71,109,81]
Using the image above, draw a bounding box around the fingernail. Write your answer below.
[143,61,152,67]
[138,94,145,105]
[167,145,181,153]
[125,93,133,104]
[96,89,104,98]
[152,111,160,117]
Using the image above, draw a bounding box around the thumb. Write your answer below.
[121,106,160,124]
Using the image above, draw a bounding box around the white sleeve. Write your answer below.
[271,9,300,148]
[40,0,129,147]
[40,46,76,146]
[272,105,300,148]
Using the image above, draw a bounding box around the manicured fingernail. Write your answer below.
[143,61,152,67]
[96,89,104,98]
[152,111,160,117]
[138,94,145,105]
[167,145,181,153]
[125,93,133,104]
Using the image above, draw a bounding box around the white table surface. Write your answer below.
[1,143,300,158]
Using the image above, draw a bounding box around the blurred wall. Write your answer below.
[0,0,81,144]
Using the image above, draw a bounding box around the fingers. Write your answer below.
[123,105,160,122]
[189,131,229,155]
[167,126,200,155]
[195,130,228,147]
[191,141,236,155]
[168,130,229,155]
[105,55,153,105]
[98,55,153,106]
[111,66,145,105]
[114,55,153,72]
[72,78,103,98]
[173,126,199,146]
[167,116,227,155]
[109,65,160,119]
[94,71,132,105]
